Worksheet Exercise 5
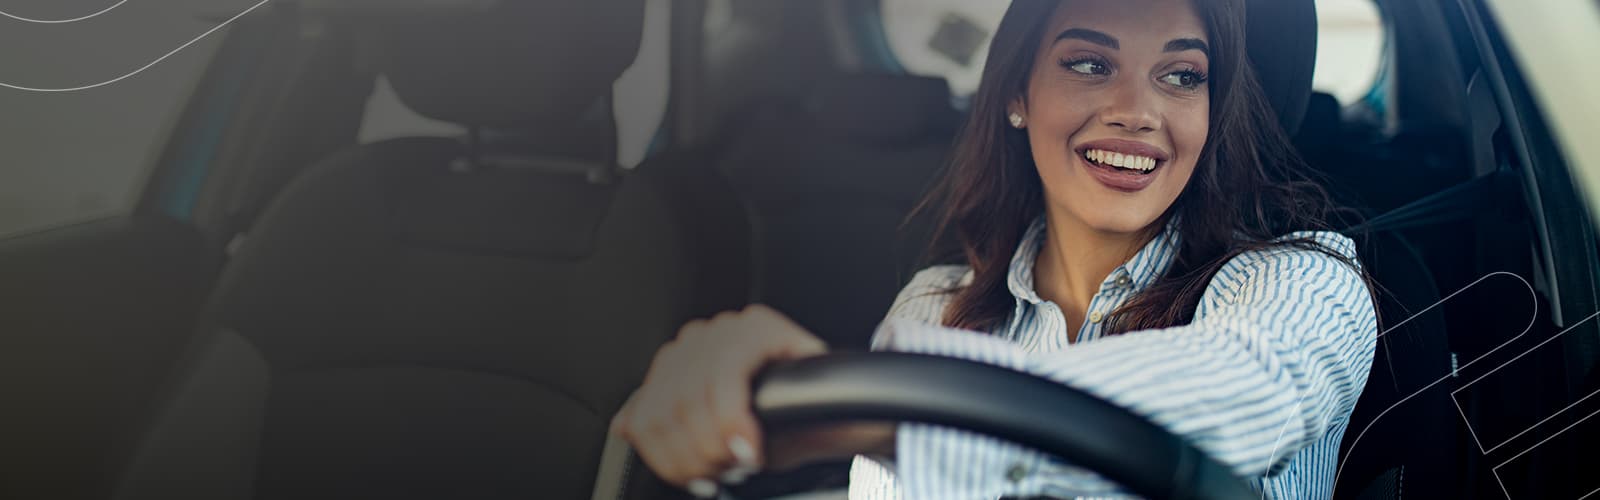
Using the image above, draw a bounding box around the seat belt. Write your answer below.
[590,432,635,500]
[1341,168,1514,235]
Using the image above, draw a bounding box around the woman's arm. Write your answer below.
[878,236,1378,498]
[615,266,966,497]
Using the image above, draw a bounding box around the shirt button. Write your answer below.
[1089,311,1105,323]
[1005,463,1028,483]
[1115,274,1132,286]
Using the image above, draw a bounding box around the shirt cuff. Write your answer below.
[873,318,1050,499]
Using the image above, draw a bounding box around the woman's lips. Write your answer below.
[1080,152,1159,192]
[1073,139,1170,193]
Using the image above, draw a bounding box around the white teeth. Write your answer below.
[1084,149,1158,171]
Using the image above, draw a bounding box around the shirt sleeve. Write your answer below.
[874,235,1378,499]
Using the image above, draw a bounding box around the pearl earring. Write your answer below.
[1008,112,1025,129]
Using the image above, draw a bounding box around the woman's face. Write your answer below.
[1011,0,1210,236]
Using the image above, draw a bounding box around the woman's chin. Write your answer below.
[1077,210,1164,237]
[1053,192,1172,237]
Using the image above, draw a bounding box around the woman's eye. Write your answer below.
[1061,59,1109,76]
[1160,70,1207,89]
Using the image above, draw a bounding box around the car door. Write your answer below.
[1439,0,1600,497]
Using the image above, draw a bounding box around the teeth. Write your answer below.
[1084,149,1158,171]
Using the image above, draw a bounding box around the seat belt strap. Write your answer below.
[590,431,634,500]
[1342,169,1512,235]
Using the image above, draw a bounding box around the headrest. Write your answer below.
[1296,91,1342,149]
[373,0,646,128]
[377,139,617,259]
[1245,0,1318,137]
[806,74,956,145]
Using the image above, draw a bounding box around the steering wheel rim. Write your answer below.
[749,352,1256,500]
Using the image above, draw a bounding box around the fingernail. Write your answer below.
[728,436,758,467]
[687,478,719,498]
[720,464,756,485]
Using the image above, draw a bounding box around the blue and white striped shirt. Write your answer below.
[848,216,1377,499]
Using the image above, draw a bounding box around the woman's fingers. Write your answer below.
[617,360,731,488]
[680,385,736,472]
[620,392,712,487]
[613,304,829,496]
[708,367,763,483]
[661,406,719,488]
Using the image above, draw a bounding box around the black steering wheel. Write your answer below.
[746,352,1256,500]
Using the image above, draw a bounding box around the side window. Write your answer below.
[880,0,1009,97]
[356,0,671,169]
[878,0,1387,106]
[613,0,672,168]
[1311,0,1385,104]
[0,1,232,237]
[355,77,467,144]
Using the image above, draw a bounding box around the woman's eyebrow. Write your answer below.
[1164,38,1209,56]
[1053,28,1119,49]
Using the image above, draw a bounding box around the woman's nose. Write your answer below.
[1098,83,1162,133]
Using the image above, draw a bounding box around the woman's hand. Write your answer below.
[611,305,829,497]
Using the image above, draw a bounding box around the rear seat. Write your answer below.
[113,3,741,499]
[714,73,961,349]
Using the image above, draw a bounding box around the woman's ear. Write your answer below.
[1007,100,1027,129]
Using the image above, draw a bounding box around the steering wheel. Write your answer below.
[743,352,1256,500]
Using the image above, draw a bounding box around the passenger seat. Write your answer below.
[715,73,960,349]
[113,2,741,499]
[1293,94,1460,500]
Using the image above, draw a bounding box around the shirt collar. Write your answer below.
[1005,214,1182,305]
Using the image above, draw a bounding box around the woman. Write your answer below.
[612,0,1378,498]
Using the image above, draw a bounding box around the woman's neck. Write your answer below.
[1033,212,1152,326]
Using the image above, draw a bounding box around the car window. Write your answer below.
[880,0,1007,97]
[0,0,239,237]
[356,0,671,169]
[880,0,1387,104]
[1312,0,1384,104]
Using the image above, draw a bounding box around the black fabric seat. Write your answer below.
[714,73,961,349]
[113,3,742,499]
[1296,97,1461,500]
[1280,24,1458,500]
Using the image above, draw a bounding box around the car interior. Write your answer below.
[0,0,1596,499]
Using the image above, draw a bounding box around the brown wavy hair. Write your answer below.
[918,0,1370,334]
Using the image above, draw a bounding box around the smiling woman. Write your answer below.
[615,0,1379,498]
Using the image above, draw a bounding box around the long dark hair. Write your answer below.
[920,0,1370,334]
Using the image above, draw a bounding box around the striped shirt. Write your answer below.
[848,215,1377,499]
